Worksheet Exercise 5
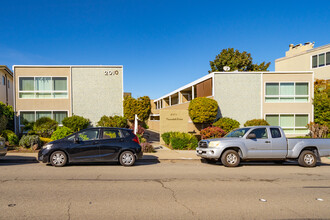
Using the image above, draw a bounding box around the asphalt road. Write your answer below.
[0,160,330,220]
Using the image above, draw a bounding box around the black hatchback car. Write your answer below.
[38,127,143,167]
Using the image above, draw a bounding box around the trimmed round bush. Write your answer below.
[51,126,73,140]
[213,117,240,133]
[1,129,15,140]
[62,115,90,132]
[19,135,40,148]
[200,126,227,139]
[244,119,269,127]
[8,133,19,145]
[32,117,58,138]
[188,97,218,123]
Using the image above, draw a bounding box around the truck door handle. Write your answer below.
[265,141,271,143]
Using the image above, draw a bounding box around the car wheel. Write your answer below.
[119,151,136,166]
[298,150,317,167]
[221,150,240,167]
[50,151,67,167]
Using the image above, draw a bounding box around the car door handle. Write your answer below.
[265,141,271,143]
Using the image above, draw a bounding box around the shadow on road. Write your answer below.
[201,160,330,167]
[0,155,38,166]
[58,155,160,167]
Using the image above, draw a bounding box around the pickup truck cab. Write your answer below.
[196,126,330,167]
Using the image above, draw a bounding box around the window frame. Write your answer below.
[18,76,69,99]
[264,113,310,134]
[311,51,330,68]
[264,82,310,103]
[247,127,269,139]
[19,110,69,131]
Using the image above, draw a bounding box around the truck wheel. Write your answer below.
[298,150,317,167]
[221,150,240,167]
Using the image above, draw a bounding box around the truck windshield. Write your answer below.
[225,128,250,138]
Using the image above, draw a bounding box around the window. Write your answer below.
[102,129,121,139]
[7,80,10,88]
[78,130,99,141]
[19,111,68,128]
[2,76,5,85]
[270,128,281,138]
[265,82,309,103]
[312,51,330,68]
[319,53,325,67]
[19,77,68,99]
[265,114,309,134]
[249,128,268,139]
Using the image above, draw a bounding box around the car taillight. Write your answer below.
[133,135,140,144]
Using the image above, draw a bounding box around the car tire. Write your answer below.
[201,158,217,164]
[221,150,240,167]
[298,150,317,167]
[50,151,67,167]
[119,151,136,166]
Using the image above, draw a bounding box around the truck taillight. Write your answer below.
[133,135,140,144]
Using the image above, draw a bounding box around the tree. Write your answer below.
[188,97,218,124]
[123,96,151,122]
[313,80,330,128]
[209,48,271,73]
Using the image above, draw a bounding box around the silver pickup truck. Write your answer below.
[196,126,330,167]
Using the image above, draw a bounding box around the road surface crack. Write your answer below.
[156,180,197,218]
[67,201,71,220]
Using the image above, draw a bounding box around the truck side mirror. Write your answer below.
[247,133,256,139]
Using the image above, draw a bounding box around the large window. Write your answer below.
[265,114,309,134]
[20,111,68,127]
[265,82,309,103]
[312,52,330,68]
[19,77,68,99]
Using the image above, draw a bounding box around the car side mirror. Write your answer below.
[74,137,80,143]
[247,133,256,139]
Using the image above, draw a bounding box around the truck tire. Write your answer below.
[221,150,240,167]
[298,150,317,167]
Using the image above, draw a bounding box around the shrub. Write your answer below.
[161,132,172,145]
[141,142,154,153]
[19,135,40,149]
[129,124,145,136]
[0,102,14,131]
[188,97,218,124]
[1,129,15,140]
[213,117,240,133]
[62,115,90,132]
[244,119,269,127]
[32,117,58,138]
[307,122,328,138]
[162,132,198,150]
[1,130,19,145]
[136,134,146,143]
[200,126,227,139]
[40,137,53,145]
[51,126,73,140]
[0,115,8,133]
[97,115,128,128]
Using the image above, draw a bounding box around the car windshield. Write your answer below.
[225,128,250,138]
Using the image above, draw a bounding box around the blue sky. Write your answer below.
[1,0,329,99]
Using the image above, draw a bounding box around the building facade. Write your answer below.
[148,71,313,142]
[0,65,14,106]
[275,42,330,80]
[13,65,123,133]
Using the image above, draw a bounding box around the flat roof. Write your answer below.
[153,71,313,102]
[275,43,330,62]
[0,65,14,77]
[13,65,123,68]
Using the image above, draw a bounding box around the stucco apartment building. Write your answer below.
[13,65,123,133]
[0,65,14,106]
[148,71,313,142]
[275,42,330,80]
